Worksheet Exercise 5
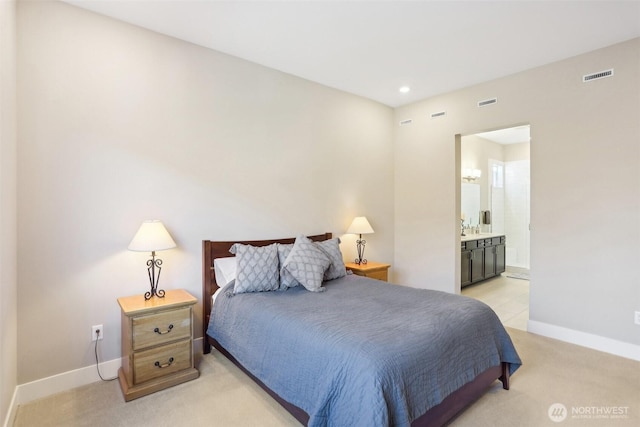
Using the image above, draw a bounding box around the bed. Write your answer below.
[202,233,521,427]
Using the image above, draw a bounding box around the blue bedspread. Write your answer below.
[207,274,521,427]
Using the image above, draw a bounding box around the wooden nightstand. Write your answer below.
[345,262,391,282]
[118,289,199,401]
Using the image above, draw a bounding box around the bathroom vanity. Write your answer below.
[461,234,506,287]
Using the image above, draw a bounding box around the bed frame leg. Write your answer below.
[499,362,510,390]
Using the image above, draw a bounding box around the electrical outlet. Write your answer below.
[92,324,103,341]
[635,311,640,326]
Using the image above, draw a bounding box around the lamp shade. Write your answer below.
[128,220,176,252]
[347,216,374,235]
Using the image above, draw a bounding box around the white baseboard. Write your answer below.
[528,320,640,361]
[2,357,120,427]
[6,337,203,424]
[2,388,18,427]
[15,357,121,406]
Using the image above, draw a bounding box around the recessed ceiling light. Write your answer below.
[399,86,411,93]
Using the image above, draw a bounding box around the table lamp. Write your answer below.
[347,216,374,265]
[128,220,176,300]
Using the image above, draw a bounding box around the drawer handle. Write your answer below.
[154,357,174,369]
[153,324,174,335]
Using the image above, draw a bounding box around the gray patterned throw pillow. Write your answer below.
[282,236,331,292]
[316,238,347,281]
[229,243,279,294]
[277,243,298,290]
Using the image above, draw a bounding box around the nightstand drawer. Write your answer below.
[363,270,388,281]
[133,339,192,384]
[345,262,391,282]
[132,307,191,350]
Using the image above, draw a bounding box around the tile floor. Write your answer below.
[461,272,529,331]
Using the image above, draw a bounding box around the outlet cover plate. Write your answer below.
[92,324,104,341]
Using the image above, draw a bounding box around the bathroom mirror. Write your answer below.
[461,183,480,226]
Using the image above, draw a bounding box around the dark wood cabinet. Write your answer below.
[461,246,472,287]
[495,242,506,275]
[484,242,496,279]
[461,235,506,287]
[471,247,484,283]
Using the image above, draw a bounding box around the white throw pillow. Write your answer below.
[213,257,237,288]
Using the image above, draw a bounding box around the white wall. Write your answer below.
[17,1,394,384]
[0,0,18,423]
[461,134,503,220]
[504,141,530,162]
[395,38,640,348]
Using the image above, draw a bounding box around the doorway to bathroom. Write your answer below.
[461,125,531,275]
[460,124,531,330]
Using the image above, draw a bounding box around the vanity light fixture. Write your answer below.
[128,220,177,300]
[347,216,375,265]
[462,168,482,182]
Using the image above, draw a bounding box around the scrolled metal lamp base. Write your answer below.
[354,235,368,265]
[144,251,166,300]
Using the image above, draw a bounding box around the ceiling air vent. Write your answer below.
[399,119,413,126]
[477,98,498,108]
[431,111,447,119]
[583,68,614,83]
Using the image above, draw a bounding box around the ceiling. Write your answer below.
[62,0,640,107]
[475,125,530,145]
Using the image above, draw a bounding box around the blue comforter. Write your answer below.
[207,274,521,427]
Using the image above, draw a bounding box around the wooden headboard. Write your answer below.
[202,233,332,354]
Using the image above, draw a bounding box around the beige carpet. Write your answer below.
[14,329,640,426]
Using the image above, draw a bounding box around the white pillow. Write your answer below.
[213,257,237,288]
